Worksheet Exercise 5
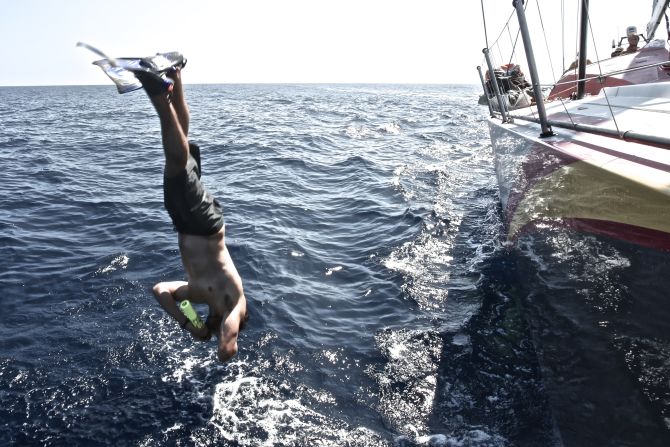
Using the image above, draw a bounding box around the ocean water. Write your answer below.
[1,84,669,447]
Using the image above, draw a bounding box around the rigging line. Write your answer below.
[504,24,518,67]
[553,1,604,132]
[496,37,504,66]
[508,26,523,68]
[574,0,580,68]
[554,4,577,131]
[483,5,514,68]
[486,6,520,75]
[561,0,565,73]
[534,0,559,84]
[506,21,514,49]
[558,97,578,128]
[586,5,622,137]
[507,1,536,121]
[480,0,490,49]
[506,1,527,69]
[490,8,518,49]
[537,1,575,126]
[549,60,670,89]
[561,0,581,99]
[606,60,670,74]
[504,23,514,61]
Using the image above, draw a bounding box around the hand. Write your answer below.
[187,321,211,342]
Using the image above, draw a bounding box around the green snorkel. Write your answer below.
[179,300,205,329]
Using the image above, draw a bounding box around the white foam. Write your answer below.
[208,372,382,446]
[97,254,129,274]
[164,423,182,433]
[325,265,342,276]
[378,122,401,135]
[344,125,373,139]
[372,329,443,437]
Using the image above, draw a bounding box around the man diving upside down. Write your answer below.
[134,63,247,363]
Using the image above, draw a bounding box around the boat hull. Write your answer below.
[489,111,670,251]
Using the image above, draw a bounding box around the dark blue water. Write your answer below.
[1,84,669,447]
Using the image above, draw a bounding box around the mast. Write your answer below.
[513,0,553,137]
[577,0,589,100]
[647,0,670,39]
[477,66,495,117]
[482,49,510,122]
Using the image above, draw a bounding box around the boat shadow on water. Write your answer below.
[377,180,559,446]
[420,196,559,447]
[509,231,670,447]
[427,224,670,446]
[421,199,670,446]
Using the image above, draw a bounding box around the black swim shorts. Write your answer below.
[163,143,224,236]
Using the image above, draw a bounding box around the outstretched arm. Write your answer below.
[216,298,248,362]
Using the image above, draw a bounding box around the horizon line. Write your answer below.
[0,81,479,88]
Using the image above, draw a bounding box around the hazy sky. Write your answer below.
[0,0,657,86]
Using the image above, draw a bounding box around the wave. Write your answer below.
[0,137,29,148]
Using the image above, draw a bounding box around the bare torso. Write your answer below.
[178,228,246,324]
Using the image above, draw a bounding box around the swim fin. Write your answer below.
[79,43,187,94]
